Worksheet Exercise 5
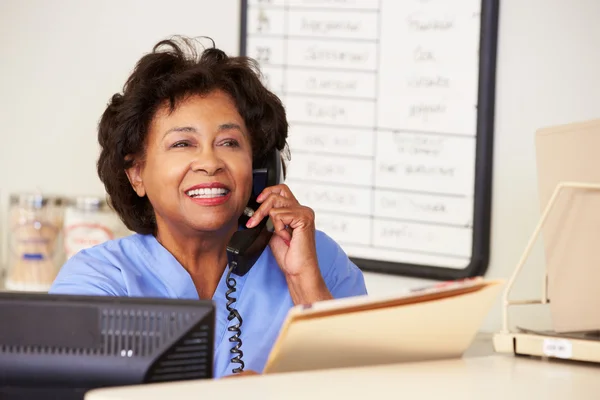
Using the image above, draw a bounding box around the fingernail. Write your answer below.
[246,217,254,227]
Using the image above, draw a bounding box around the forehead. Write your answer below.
[150,90,246,131]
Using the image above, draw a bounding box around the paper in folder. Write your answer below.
[264,278,503,374]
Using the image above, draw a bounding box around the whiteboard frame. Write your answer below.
[239,0,499,280]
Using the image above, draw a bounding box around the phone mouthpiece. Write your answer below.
[243,207,255,217]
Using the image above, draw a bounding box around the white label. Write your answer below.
[542,338,572,359]
[62,207,131,259]
[64,223,114,259]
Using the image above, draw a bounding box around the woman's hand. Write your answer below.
[222,370,260,378]
[245,184,333,305]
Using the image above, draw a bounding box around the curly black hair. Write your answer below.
[97,36,288,235]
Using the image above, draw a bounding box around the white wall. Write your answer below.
[0,0,244,269]
[1,0,599,332]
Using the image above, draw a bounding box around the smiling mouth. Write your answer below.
[186,188,231,199]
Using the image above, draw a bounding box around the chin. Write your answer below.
[188,217,238,234]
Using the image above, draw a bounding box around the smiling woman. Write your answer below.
[48,35,367,378]
[125,91,254,243]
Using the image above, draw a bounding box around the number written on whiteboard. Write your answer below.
[255,46,271,63]
[256,9,270,33]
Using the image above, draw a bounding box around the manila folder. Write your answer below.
[264,278,503,374]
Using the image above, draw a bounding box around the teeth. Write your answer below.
[186,188,229,198]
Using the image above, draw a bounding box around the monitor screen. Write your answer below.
[0,292,215,400]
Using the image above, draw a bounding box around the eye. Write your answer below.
[221,139,240,148]
[171,140,191,148]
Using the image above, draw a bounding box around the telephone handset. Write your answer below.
[226,148,282,276]
[224,148,282,374]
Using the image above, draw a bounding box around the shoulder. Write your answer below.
[49,234,150,296]
[313,230,368,298]
[63,233,150,269]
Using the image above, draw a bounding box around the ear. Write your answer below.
[124,156,146,197]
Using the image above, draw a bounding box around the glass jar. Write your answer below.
[5,193,66,292]
[63,196,130,260]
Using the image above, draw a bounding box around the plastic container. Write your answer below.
[5,193,66,292]
[63,196,129,260]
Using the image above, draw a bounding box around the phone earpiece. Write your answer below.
[227,148,281,277]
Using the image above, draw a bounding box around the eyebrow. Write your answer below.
[163,123,244,138]
[218,123,244,133]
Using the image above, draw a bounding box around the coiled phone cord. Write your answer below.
[225,262,245,373]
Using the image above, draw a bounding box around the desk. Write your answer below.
[86,353,600,400]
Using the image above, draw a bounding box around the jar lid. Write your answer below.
[68,196,109,211]
[10,193,65,208]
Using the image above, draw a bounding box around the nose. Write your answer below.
[190,148,225,176]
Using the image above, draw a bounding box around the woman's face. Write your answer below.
[126,90,253,236]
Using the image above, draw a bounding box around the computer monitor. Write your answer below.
[0,292,215,400]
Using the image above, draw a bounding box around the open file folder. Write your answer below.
[264,278,504,374]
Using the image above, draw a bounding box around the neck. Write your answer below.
[155,219,237,299]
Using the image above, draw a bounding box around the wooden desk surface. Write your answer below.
[86,352,600,400]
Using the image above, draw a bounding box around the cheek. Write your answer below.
[232,160,254,201]
[142,156,188,194]
[240,169,254,201]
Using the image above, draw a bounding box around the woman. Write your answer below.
[49,36,367,378]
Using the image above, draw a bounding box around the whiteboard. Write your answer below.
[240,0,498,279]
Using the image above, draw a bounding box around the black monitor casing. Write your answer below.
[0,292,215,400]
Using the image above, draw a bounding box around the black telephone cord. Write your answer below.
[225,262,245,373]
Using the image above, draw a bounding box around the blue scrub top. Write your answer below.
[49,229,367,378]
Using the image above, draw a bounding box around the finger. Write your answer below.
[267,209,294,242]
[268,233,290,264]
[269,207,315,232]
[270,209,316,253]
[246,193,294,228]
[256,184,298,204]
[273,221,292,242]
